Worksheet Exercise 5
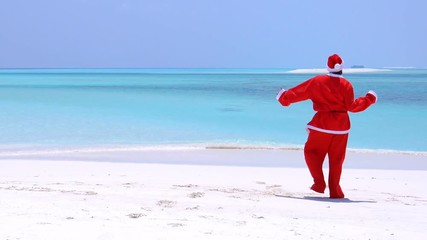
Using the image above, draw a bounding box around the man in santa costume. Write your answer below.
[276,54,377,198]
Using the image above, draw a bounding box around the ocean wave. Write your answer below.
[0,144,426,157]
[0,144,205,157]
[205,145,427,156]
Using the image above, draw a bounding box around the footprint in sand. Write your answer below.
[173,184,198,188]
[167,223,185,227]
[185,205,200,210]
[265,184,282,190]
[188,192,205,198]
[157,200,177,208]
[127,213,146,219]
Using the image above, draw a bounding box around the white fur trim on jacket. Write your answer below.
[276,88,286,100]
[307,125,350,135]
[368,90,378,102]
[327,73,344,78]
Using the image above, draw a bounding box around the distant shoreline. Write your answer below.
[287,68,393,74]
[0,67,409,73]
[1,67,425,76]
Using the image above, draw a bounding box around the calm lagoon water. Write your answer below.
[0,68,426,152]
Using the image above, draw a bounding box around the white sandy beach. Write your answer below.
[1,148,426,240]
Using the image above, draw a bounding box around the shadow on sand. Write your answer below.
[275,194,377,203]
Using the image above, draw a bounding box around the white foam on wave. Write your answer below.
[287,68,392,74]
[0,144,206,157]
[206,144,427,156]
[347,148,427,156]
[1,143,425,157]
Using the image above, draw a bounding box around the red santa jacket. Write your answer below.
[276,73,377,134]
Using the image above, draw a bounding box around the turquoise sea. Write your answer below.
[0,68,426,153]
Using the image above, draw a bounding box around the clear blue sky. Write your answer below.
[0,0,426,68]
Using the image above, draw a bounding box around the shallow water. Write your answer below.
[0,68,426,152]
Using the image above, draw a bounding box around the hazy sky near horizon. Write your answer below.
[0,0,426,68]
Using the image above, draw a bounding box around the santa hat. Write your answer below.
[326,54,344,72]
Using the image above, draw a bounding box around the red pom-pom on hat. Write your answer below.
[327,54,344,72]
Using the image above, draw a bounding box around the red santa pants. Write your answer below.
[304,129,348,198]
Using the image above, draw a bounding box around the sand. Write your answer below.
[1,148,426,240]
